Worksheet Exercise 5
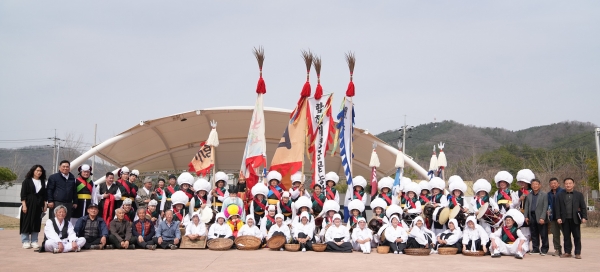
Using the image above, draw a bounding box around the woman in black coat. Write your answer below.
[20,165,47,250]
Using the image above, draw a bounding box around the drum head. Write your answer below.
[449,206,460,220]
[477,203,489,219]
[439,207,451,225]
[201,207,214,223]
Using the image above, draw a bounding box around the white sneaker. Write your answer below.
[53,248,60,254]
[280,248,284,251]
[76,247,81,252]
[302,248,306,252]
[22,242,31,249]
[30,242,39,249]
[398,251,403,254]
[394,251,398,254]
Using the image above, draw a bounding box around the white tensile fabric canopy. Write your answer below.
[69,106,428,184]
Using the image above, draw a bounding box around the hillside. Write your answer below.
[376,120,597,164]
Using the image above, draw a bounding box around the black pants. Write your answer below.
[108,234,135,249]
[82,237,102,249]
[561,218,582,255]
[465,238,483,251]
[385,240,407,253]
[294,233,313,251]
[134,237,155,249]
[153,237,180,249]
[530,212,549,253]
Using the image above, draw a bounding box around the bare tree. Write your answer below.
[8,151,27,182]
[61,132,85,162]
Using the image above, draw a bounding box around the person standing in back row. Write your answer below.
[547,177,564,256]
[524,178,548,255]
[47,160,77,221]
[554,178,587,259]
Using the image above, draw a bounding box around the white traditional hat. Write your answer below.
[78,164,92,173]
[348,199,365,213]
[148,199,158,206]
[177,172,194,186]
[516,169,535,184]
[332,214,342,221]
[419,180,431,192]
[386,204,403,218]
[118,166,130,177]
[291,171,303,183]
[282,191,290,198]
[494,171,514,185]
[193,178,210,192]
[215,171,229,183]
[123,198,133,205]
[171,191,189,206]
[357,217,367,223]
[215,213,226,221]
[325,172,340,184]
[448,175,463,186]
[131,169,140,176]
[251,183,269,197]
[352,176,367,189]
[429,177,445,190]
[275,214,284,220]
[370,198,387,210]
[378,177,394,190]
[406,182,420,194]
[294,196,312,210]
[266,171,282,183]
[473,179,492,194]
[267,205,276,212]
[504,209,525,227]
[322,200,340,213]
[449,180,467,194]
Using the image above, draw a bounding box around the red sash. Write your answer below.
[450,196,459,207]
[103,194,115,225]
[502,225,517,242]
[216,187,225,197]
[166,186,176,196]
[124,214,131,222]
[269,186,282,200]
[499,189,512,201]
[520,188,529,196]
[173,207,183,222]
[403,195,416,209]
[476,197,485,207]
[254,198,267,211]
[313,193,324,207]
[354,191,363,200]
[198,196,207,204]
[280,202,292,213]
[326,187,335,200]
[156,188,163,195]
[183,189,193,199]
[266,215,276,225]
[420,195,430,203]
[77,177,93,193]
[381,194,392,205]
[119,179,132,195]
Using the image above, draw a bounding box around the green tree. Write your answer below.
[0,167,17,189]
[586,158,599,191]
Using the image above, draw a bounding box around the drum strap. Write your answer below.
[499,190,512,202]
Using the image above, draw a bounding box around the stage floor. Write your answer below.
[1,229,598,271]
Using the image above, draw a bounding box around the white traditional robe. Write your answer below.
[351,226,373,253]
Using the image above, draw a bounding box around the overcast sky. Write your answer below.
[1,1,599,150]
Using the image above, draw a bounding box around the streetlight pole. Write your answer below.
[595,128,600,191]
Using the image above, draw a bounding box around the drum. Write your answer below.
[449,206,461,220]
[403,213,419,226]
[477,203,503,227]
[200,206,214,224]
[433,207,450,225]
[368,218,384,234]
[422,203,435,221]
[455,212,467,229]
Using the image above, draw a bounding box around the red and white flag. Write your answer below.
[241,93,267,190]
[307,94,334,188]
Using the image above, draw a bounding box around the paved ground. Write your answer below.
[1,230,598,271]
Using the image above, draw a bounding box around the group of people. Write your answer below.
[19,160,588,259]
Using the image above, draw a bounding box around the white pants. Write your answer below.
[520,227,531,241]
[478,220,492,235]
[44,238,86,253]
[352,240,371,253]
[491,237,529,256]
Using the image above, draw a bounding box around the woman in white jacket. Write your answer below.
[384,215,408,254]
[351,217,372,254]
[407,216,436,253]
[208,213,233,241]
[293,211,315,252]
[462,216,489,253]
[324,214,352,252]
[436,218,463,253]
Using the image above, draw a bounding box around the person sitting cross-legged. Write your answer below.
[42,205,86,253]
[108,208,134,249]
[132,207,156,250]
[74,204,108,250]
[153,209,181,249]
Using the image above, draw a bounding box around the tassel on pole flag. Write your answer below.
[369,142,380,198]
[436,142,447,180]
[313,56,323,100]
[241,47,268,192]
[206,120,219,147]
[345,51,355,97]
[428,145,438,180]
[300,50,313,98]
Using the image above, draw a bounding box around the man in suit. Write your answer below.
[554,178,587,259]
[547,177,565,256]
[47,160,77,221]
[524,178,548,255]
[136,177,156,209]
